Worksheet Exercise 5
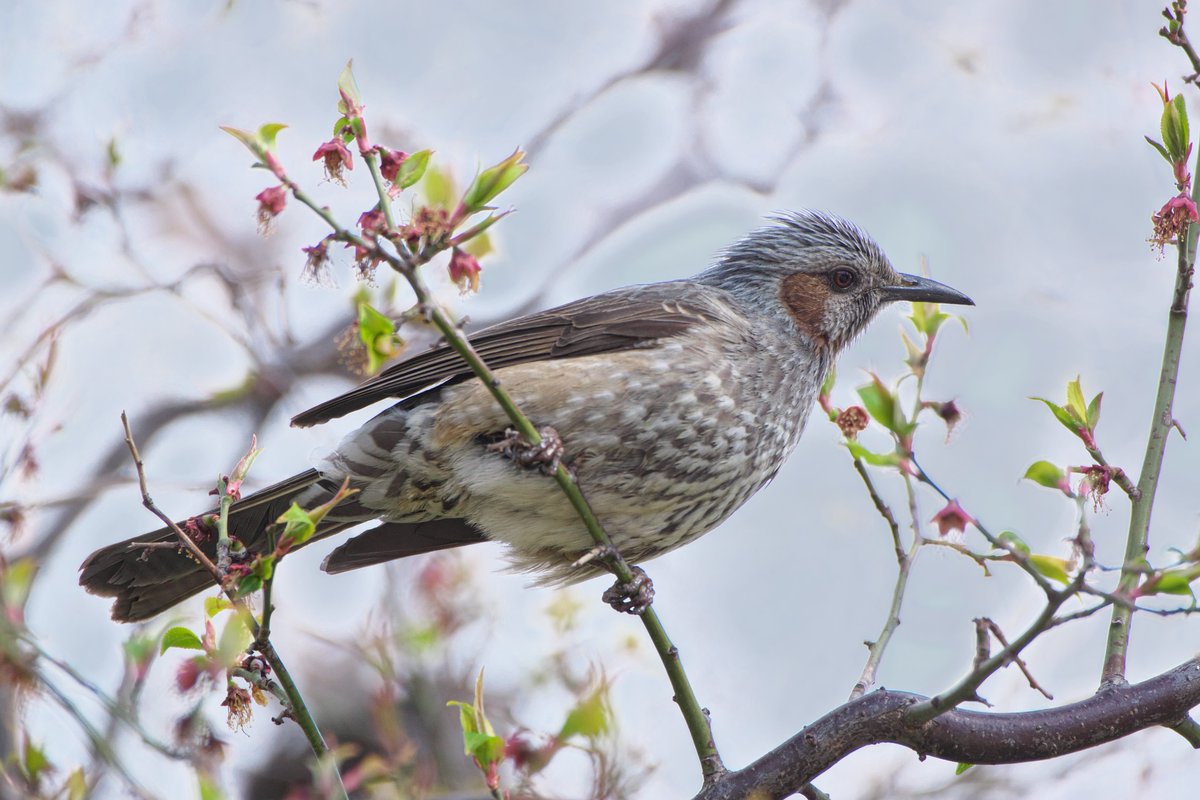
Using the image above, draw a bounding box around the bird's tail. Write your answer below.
[79,469,365,622]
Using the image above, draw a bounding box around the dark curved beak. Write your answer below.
[882,273,974,306]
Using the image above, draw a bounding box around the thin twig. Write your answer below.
[976,618,1054,700]
[848,461,918,700]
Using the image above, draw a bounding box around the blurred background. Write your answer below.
[2,0,1199,797]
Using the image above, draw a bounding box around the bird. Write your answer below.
[80,211,973,622]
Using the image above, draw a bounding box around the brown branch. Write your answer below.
[692,657,1200,800]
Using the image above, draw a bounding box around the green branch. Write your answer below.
[1100,142,1198,687]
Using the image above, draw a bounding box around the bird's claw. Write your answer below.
[487,425,565,475]
[602,566,655,615]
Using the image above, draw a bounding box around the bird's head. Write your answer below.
[698,211,973,351]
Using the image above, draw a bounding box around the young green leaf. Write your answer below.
[1023,461,1066,490]
[559,686,610,740]
[1029,554,1072,584]
[996,531,1031,556]
[336,60,362,111]
[22,739,48,783]
[1145,135,1174,164]
[1086,391,1103,431]
[276,503,317,548]
[257,123,287,151]
[857,376,906,434]
[357,302,401,374]
[461,149,528,214]
[397,148,432,190]
[1032,397,1081,435]
[1163,93,1191,161]
[844,440,901,468]
[161,626,204,655]
[955,762,974,776]
[215,611,253,667]
[205,596,234,618]
[1065,377,1088,426]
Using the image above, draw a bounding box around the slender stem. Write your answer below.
[849,461,917,700]
[1100,145,1198,687]
[1168,715,1200,746]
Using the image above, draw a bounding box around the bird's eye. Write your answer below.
[829,268,857,291]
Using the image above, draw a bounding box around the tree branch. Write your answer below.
[693,658,1200,800]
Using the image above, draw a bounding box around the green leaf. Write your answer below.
[448,701,479,751]
[857,376,897,431]
[397,148,432,190]
[198,772,225,800]
[257,123,287,151]
[1146,135,1174,164]
[422,164,457,208]
[161,626,204,655]
[1065,377,1087,426]
[955,762,974,776]
[1163,94,1191,161]
[559,688,610,740]
[909,301,949,338]
[220,125,262,158]
[234,574,263,597]
[997,531,1031,556]
[464,731,505,766]
[1032,397,1081,435]
[276,503,317,548]
[1086,392,1103,431]
[2,557,36,610]
[216,611,253,667]
[22,739,48,782]
[66,768,87,800]
[1149,564,1200,596]
[1023,461,1065,490]
[205,596,234,618]
[336,60,362,110]
[844,440,901,467]
[1029,554,1071,584]
[357,302,400,374]
[122,631,156,665]
[461,149,528,214]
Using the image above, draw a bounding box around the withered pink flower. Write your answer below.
[357,208,387,237]
[254,184,288,232]
[931,499,974,538]
[379,148,409,183]
[1151,193,1199,251]
[835,406,869,440]
[312,137,353,184]
[301,239,334,286]
[448,248,482,294]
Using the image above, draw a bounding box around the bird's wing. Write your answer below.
[291,281,720,427]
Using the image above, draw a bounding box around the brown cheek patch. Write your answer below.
[780,273,830,348]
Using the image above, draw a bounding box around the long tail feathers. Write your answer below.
[80,469,488,622]
[80,469,331,622]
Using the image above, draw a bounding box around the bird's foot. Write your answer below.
[487,425,565,475]
[602,566,655,615]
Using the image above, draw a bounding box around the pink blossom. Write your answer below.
[254,184,288,232]
[1151,193,1199,251]
[379,148,409,183]
[448,248,482,294]
[312,137,353,184]
[931,499,974,538]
